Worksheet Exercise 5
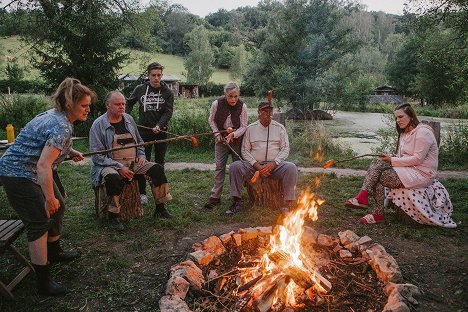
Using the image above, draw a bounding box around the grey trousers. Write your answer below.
[229,160,298,201]
[210,141,241,199]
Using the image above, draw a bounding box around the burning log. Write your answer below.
[268,251,332,293]
[237,274,263,293]
[253,274,289,312]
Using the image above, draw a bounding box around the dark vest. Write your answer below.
[214,96,244,145]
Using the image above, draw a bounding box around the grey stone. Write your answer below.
[165,275,190,300]
[219,231,234,245]
[239,227,261,241]
[340,249,353,258]
[338,230,360,246]
[317,234,337,247]
[170,260,205,291]
[365,244,403,283]
[301,226,319,245]
[159,295,191,312]
[189,250,214,267]
[232,233,242,246]
[192,235,226,257]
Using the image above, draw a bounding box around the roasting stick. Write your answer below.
[137,124,193,142]
[64,130,233,161]
[322,153,382,169]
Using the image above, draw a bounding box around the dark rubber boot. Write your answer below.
[33,264,69,296]
[153,204,173,219]
[47,240,81,263]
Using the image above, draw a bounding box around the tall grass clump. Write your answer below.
[439,121,468,169]
[373,113,397,155]
[0,94,50,130]
[169,106,212,152]
[288,120,355,167]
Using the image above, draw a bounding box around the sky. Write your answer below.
[166,0,407,17]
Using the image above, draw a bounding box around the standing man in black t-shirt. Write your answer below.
[126,62,174,204]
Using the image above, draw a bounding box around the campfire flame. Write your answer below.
[311,145,324,163]
[235,186,326,308]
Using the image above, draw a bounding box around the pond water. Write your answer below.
[321,111,466,154]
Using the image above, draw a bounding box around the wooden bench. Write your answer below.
[94,179,144,221]
[0,220,34,300]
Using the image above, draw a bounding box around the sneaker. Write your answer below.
[108,216,124,231]
[225,199,243,216]
[204,197,220,209]
[140,194,149,205]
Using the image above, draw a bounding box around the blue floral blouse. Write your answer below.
[0,109,73,183]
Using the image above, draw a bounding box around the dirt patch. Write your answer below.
[77,223,465,311]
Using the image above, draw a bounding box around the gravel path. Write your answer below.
[69,159,467,179]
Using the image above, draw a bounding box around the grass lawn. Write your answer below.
[0,163,466,311]
[0,36,231,84]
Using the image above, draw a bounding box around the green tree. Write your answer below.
[230,44,248,81]
[243,0,358,110]
[216,42,236,69]
[118,1,166,51]
[184,26,215,85]
[25,0,130,113]
[158,4,202,55]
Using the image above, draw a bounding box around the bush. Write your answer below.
[0,79,48,94]
[168,106,212,152]
[0,94,50,130]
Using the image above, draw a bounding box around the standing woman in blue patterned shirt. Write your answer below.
[0,78,96,296]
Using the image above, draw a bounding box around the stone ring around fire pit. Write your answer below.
[160,227,420,312]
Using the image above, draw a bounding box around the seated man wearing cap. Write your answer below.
[227,101,298,215]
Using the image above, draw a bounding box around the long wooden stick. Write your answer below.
[334,153,381,163]
[322,153,382,169]
[136,124,191,141]
[137,124,231,138]
[65,135,201,161]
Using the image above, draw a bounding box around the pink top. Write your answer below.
[391,123,438,189]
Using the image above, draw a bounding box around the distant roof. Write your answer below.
[375,85,396,91]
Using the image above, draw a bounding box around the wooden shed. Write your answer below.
[369,85,404,104]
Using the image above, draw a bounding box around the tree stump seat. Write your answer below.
[94,179,144,221]
[246,177,284,210]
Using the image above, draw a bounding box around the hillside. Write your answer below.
[0,36,231,84]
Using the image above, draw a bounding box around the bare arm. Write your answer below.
[37,143,61,217]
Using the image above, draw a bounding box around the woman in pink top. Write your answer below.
[345,103,439,223]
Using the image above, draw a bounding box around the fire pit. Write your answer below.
[160,189,420,312]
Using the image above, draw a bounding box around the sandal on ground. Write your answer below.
[344,197,369,209]
[360,213,385,224]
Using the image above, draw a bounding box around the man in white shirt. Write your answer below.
[227,101,298,215]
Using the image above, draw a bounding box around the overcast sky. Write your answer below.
[166,0,407,17]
